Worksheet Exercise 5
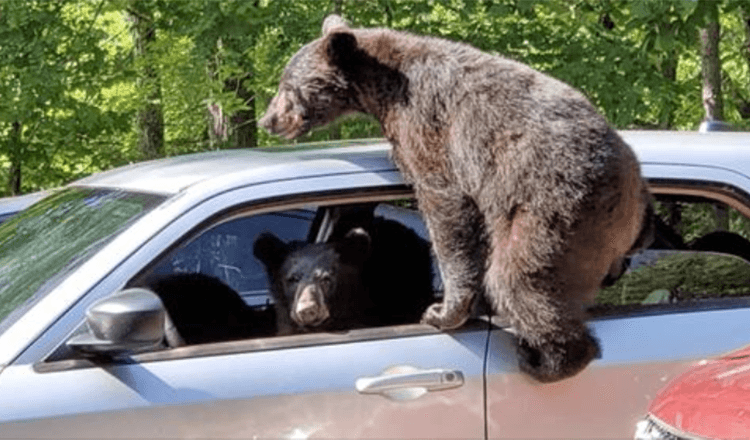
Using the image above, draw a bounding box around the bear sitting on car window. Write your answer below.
[140,273,277,346]
[254,213,434,335]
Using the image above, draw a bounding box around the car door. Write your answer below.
[1,193,488,439]
[485,189,750,438]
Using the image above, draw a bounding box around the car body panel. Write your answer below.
[487,306,750,438]
[622,131,750,180]
[73,142,396,196]
[1,326,487,439]
[0,191,46,223]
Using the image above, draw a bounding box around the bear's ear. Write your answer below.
[326,31,359,69]
[339,227,371,264]
[253,232,289,269]
[322,14,350,35]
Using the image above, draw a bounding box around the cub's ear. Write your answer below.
[338,227,371,264]
[322,14,350,35]
[326,31,359,69]
[253,232,289,270]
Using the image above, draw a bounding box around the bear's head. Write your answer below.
[258,15,359,139]
[259,15,408,139]
[253,227,372,331]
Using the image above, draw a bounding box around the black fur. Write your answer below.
[254,214,434,334]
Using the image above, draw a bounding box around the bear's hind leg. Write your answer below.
[420,192,488,330]
[486,210,600,382]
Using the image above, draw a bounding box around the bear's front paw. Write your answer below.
[516,332,601,383]
[421,301,469,330]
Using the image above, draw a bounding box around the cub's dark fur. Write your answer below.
[259,16,653,382]
[143,273,276,345]
[254,214,433,334]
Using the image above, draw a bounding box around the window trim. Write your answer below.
[586,179,750,318]
[36,185,469,373]
[34,320,494,374]
[649,178,750,219]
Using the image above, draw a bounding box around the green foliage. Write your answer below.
[598,252,750,306]
[1,0,749,196]
[0,0,135,194]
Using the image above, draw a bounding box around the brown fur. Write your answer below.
[259,16,653,382]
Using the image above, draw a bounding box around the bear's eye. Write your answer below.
[316,273,333,292]
[286,273,301,284]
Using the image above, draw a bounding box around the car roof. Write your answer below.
[0,191,47,217]
[72,139,396,196]
[621,130,750,180]
[70,131,749,196]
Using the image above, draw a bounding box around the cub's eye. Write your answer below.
[318,274,333,292]
[286,273,301,284]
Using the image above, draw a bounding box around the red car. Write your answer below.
[636,345,750,439]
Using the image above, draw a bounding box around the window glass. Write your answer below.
[0,188,165,335]
[598,251,750,306]
[595,194,750,309]
[148,208,316,306]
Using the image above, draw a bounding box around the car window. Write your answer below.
[0,188,165,336]
[128,199,442,347]
[593,194,750,311]
[147,208,317,306]
[597,250,750,307]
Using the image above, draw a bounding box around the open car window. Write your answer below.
[592,193,750,314]
[125,198,442,349]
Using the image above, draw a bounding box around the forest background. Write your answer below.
[1,0,749,197]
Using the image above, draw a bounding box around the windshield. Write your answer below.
[0,188,165,334]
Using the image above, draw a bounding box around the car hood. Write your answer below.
[648,344,750,439]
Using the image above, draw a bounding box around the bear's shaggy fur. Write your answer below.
[259,16,653,382]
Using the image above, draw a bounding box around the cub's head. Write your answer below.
[253,228,371,330]
[258,15,365,139]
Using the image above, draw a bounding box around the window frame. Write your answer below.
[32,184,464,373]
[587,179,750,318]
[33,177,750,370]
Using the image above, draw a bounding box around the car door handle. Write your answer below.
[356,367,464,397]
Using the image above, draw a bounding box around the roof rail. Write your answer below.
[699,120,733,133]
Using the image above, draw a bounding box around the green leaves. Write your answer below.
[1,0,748,196]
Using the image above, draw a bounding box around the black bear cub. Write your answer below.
[254,212,434,335]
[141,273,276,346]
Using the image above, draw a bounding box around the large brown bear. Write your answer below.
[259,15,653,382]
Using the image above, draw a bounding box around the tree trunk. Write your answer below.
[658,50,679,129]
[225,74,257,149]
[699,3,723,122]
[332,0,343,14]
[714,204,729,231]
[700,2,727,226]
[7,121,22,196]
[740,7,750,120]
[129,3,164,160]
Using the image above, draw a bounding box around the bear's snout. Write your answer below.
[293,284,330,326]
[258,112,277,133]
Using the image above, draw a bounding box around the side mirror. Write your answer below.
[67,288,166,356]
